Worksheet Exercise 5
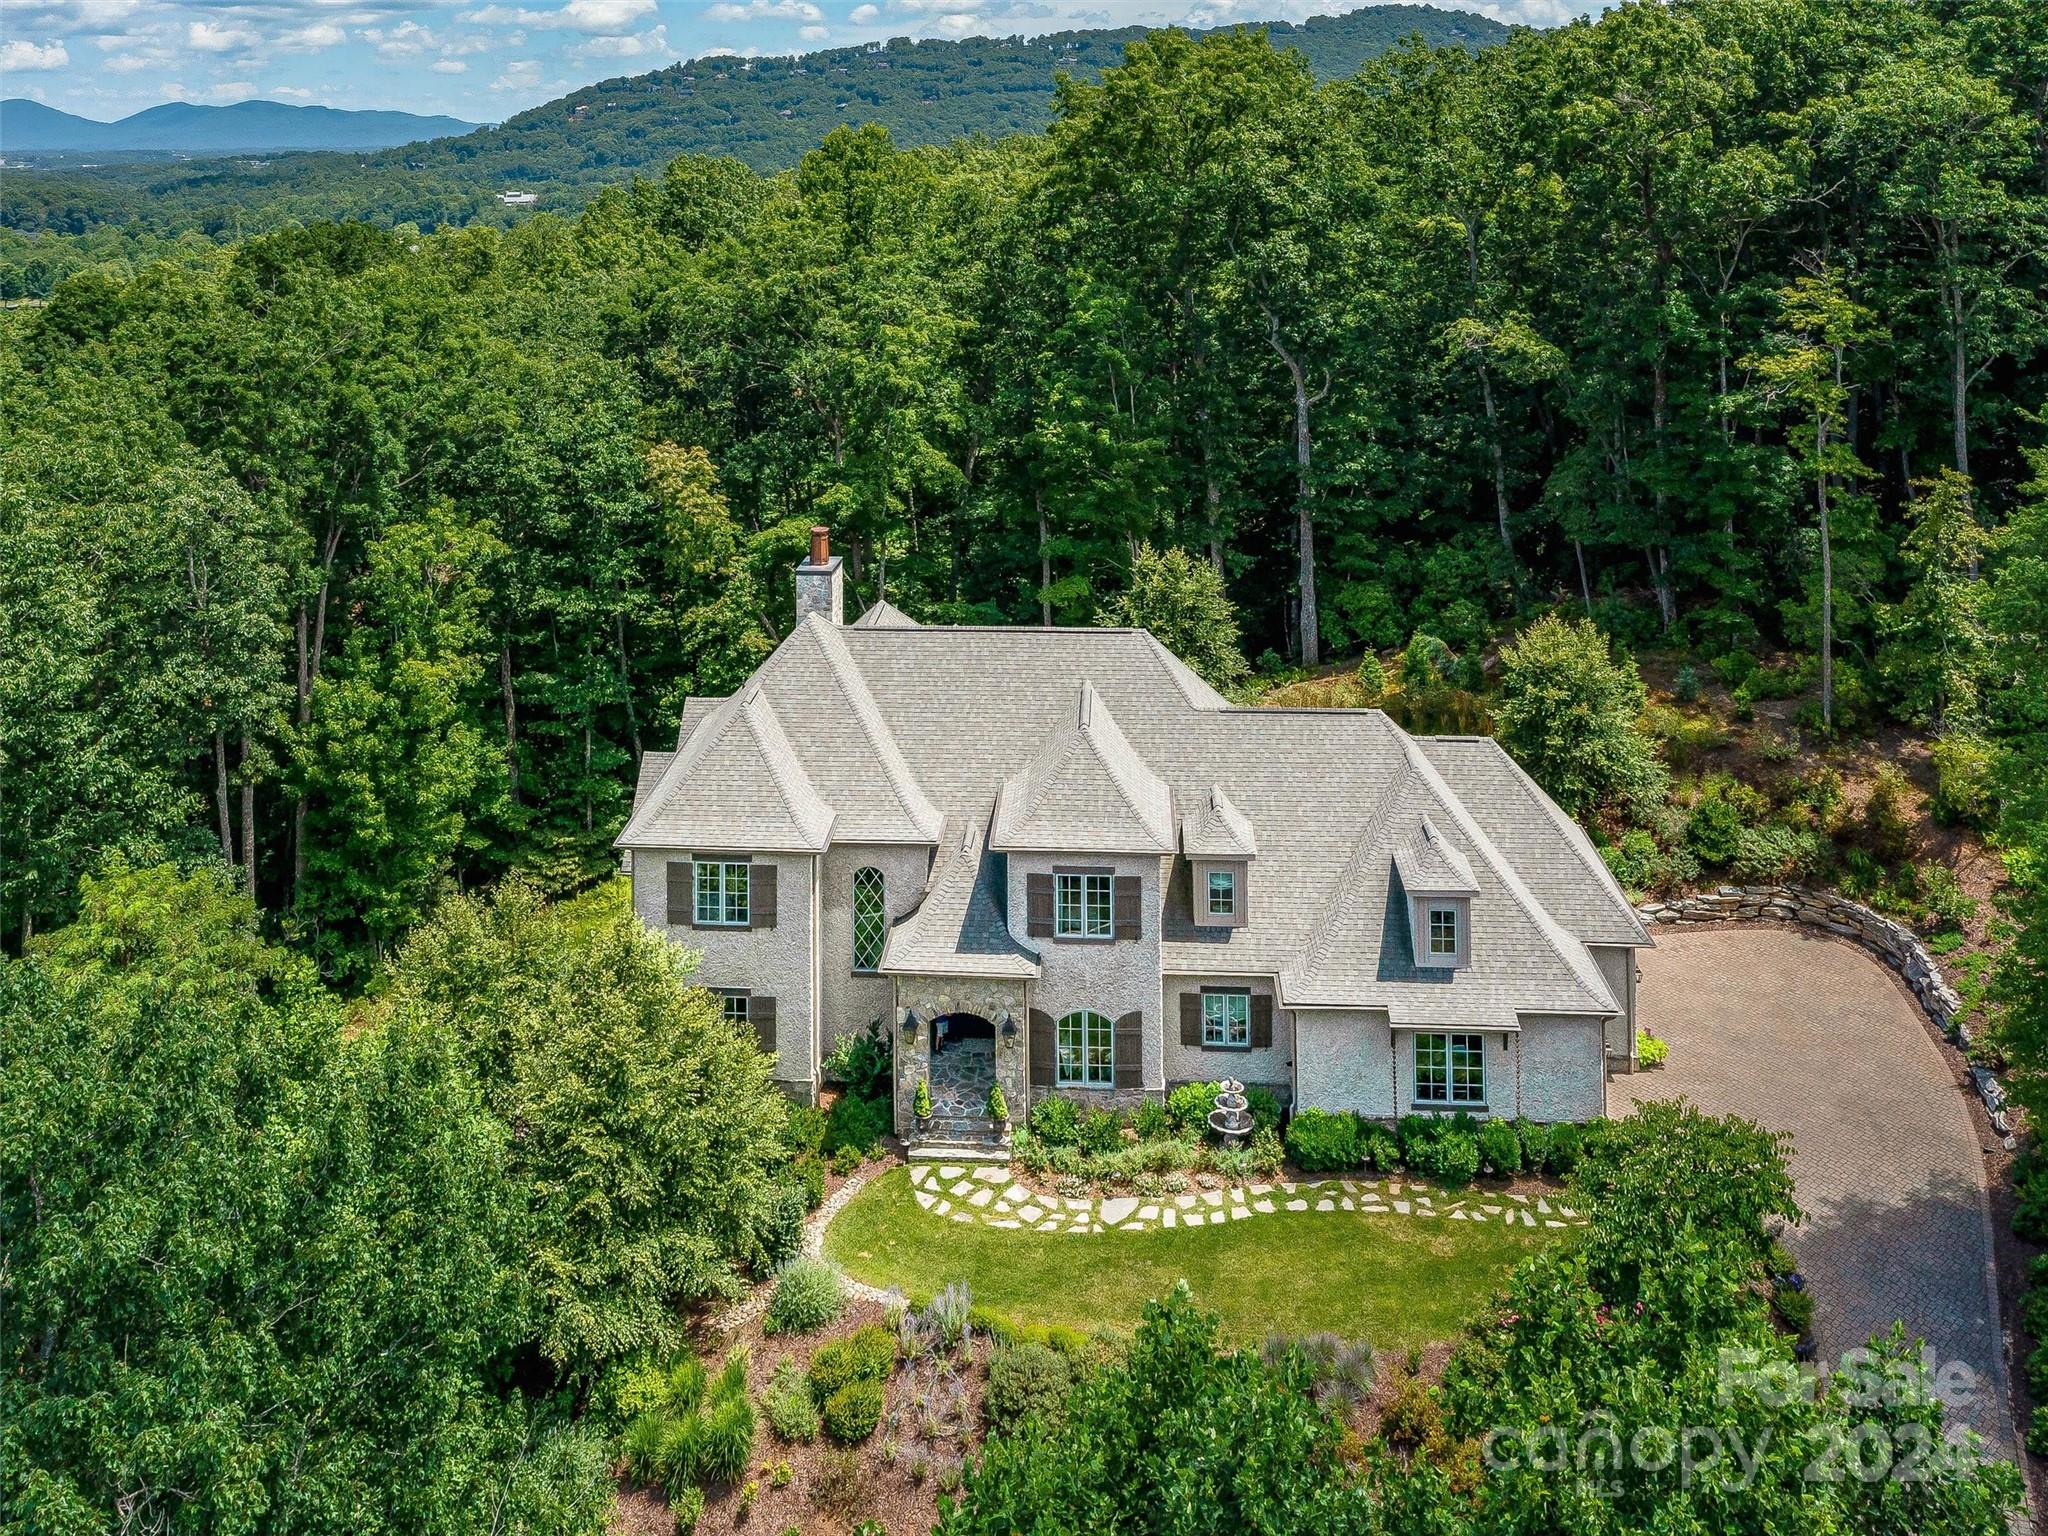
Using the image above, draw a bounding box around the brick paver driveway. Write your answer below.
[1614,925,2017,1459]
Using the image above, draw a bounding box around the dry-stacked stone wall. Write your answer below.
[1637,885,2014,1147]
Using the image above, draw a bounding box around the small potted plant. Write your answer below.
[987,1081,1010,1134]
[913,1075,933,1134]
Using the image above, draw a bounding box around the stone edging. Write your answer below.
[1637,885,2014,1147]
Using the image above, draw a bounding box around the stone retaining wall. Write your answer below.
[1637,885,2014,1146]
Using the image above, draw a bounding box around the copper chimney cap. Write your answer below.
[808,525,831,566]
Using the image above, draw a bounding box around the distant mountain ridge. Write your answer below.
[1,98,480,154]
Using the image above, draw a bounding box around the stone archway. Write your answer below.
[928,1013,996,1119]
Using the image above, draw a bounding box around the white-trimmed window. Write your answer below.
[1202,990,1250,1048]
[852,866,885,971]
[1414,1032,1485,1106]
[696,860,750,926]
[1427,906,1460,957]
[1207,869,1237,917]
[1054,872,1113,939]
[1056,1009,1115,1087]
[715,989,751,1026]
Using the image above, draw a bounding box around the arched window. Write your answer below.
[852,866,885,972]
[1056,1010,1115,1088]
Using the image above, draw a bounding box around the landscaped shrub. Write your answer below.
[821,1022,892,1101]
[1773,1284,1814,1339]
[1513,1118,1549,1172]
[621,1349,753,1493]
[670,1486,705,1534]
[1361,1125,1401,1172]
[1730,822,1826,882]
[807,1324,895,1401]
[1931,732,1995,826]
[1635,1030,1669,1068]
[1284,1108,1361,1172]
[912,1076,932,1121]
[1211,1127,1283,1180]
[1862,762,1915,862]
[987,1082,1009,1123]
[1165,1080,1220,1134]
[1266,1332,1376,1409]
[984,1342,1072,1432]
[1028,1095,1079,1146]
[1672,663,1702,703]
[821,1379,886,1443]
[758,1179,810,1267]
[763,1357,819,1443]
[1076,1106,1124,1155]
[694,1385,757,1484]
[1918,862,1979,930]
[823,1092,887,1158]
[2013,1156,2048,1244]
[1544,1122,1583,1176]
[1244,1085,1282,1133]
[1133,1098,1172,1139]
[1683,792,1745,868]
[793,1153,826,1211]
[1432,1129,1481,1186]
[1478,1118,1521,1176]
[784,1105,827,1159]
[764,1259,843,1336]
[1396,1114,1439,1168]
[828,1143,863,1176]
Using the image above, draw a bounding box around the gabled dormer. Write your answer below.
[1181,786,1256,930]
[1393,815,1479,970]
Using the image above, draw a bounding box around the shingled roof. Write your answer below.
[618,681,833,852]
[621,621,1645,1016]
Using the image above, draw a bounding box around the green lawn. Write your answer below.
[823,1168,1559,1353]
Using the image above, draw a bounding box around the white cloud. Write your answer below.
[848,2,876,17]
[187,18,259,50]
[1,37,68,68]
[0,0,139,32]
[703,0,822,19]
[277,20,345,49]
[271,83,316,96]
[195,79,256,101]
[460,0,650,29]
[572,21,666,55]
[430,56,467,70]
[798,21,825,36]
[489,56,539,89]
[362,19,437,55]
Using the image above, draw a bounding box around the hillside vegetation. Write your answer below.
[0,4,1502,294]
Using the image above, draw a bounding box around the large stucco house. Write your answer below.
[619,529,1650,1147]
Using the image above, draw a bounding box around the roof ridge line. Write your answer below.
[1289,756,1415,993]
[805,616,940,841]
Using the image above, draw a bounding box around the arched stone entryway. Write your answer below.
[928,1013,996,1119]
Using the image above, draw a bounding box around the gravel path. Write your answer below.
[1613,925,2017,1460]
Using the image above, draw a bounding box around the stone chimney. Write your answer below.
[795,524,843,625]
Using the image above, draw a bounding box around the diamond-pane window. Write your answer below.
[852,866,885,972]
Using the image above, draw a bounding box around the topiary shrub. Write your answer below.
[1477,1118,1521,1176]
[1284,1108,1361,1172]
[1165,1080,1220,1135]
[762,1357,819,1443]
[821,1378,886,1444]
[764,1258,843,1336]
[807,1324,895,1402]
[984,1342,1072,1432]
[1029,1095,1079,1146]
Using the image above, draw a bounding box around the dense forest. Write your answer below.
[0,5,1503,296]
[8,0,2048,1528]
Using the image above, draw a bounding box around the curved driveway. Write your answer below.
[1613,925,2016,1458]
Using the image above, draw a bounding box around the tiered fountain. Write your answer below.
[1207,1079,1253,1147]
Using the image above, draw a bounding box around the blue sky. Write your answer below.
[1,0,1587,123]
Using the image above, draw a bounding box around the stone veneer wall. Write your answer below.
[891,976,1029,1137]
[1636,884,2014,1146]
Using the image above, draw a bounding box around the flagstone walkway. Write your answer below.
[905,1162,1581,1235]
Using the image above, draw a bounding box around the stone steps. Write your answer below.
[907,1142,1011,1165]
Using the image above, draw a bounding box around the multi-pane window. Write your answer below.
[1202,990,1250,1048]
[1413,1032,1485,1106]
[1427,906,1460,957]
[1055,872,1114,939]
[716,990,751,1026]
[852,866,886,971]
[1056,1010,1115,1087]
[1207,870,1236,916]
[696,860,750,926]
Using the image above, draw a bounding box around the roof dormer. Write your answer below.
[1395,815,1479,970]
[1183,786,1256,929]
